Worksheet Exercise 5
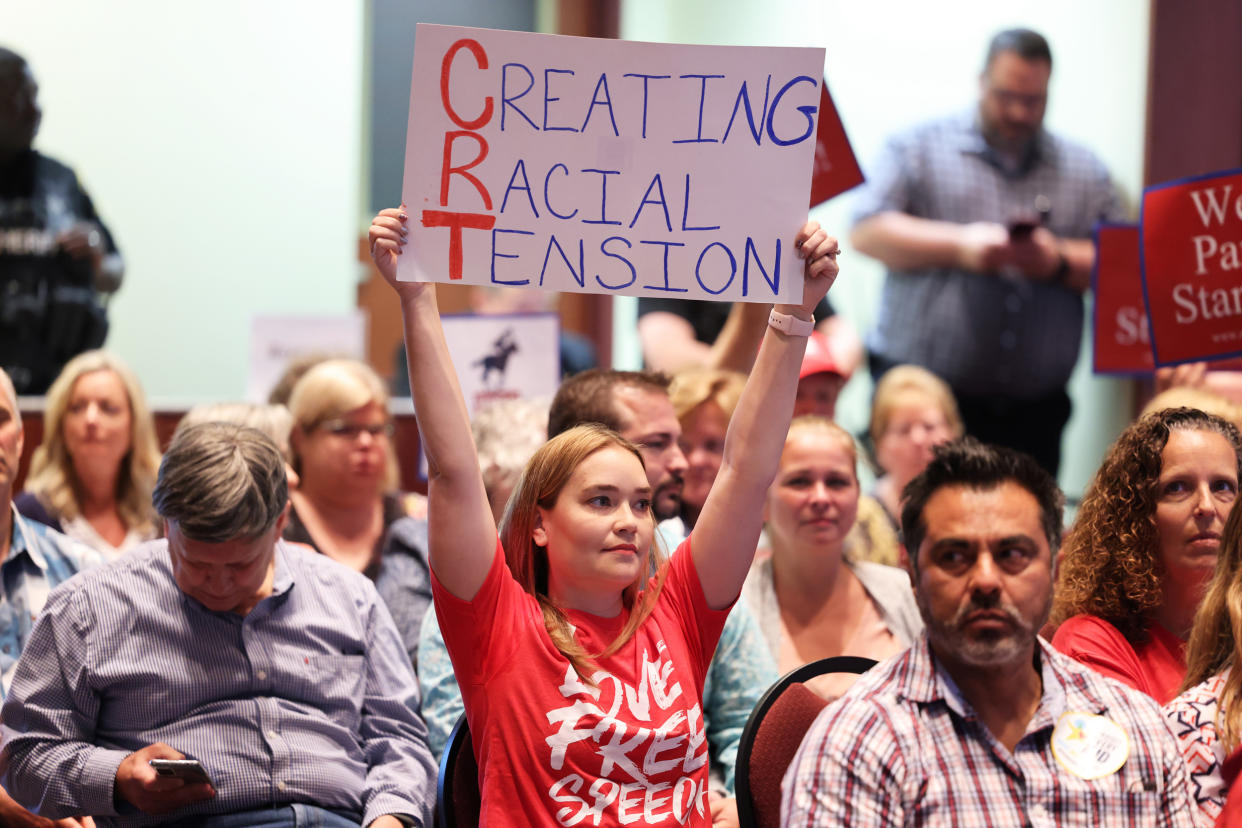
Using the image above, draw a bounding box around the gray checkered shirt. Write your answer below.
[0,540,435,827]
[853,111,1123,397]
[782,637,1195,827]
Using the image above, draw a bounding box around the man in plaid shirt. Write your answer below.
[782,439,1194,827]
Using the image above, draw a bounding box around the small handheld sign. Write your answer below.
[1140,166,1242,366]
[1092,224,1152,375]
[808,78,863,208]
[401,25,825,304]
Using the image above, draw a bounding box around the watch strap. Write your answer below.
[768,308,815,337]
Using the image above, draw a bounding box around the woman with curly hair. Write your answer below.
[1165,497,1242,826]
[1050,407,1242,702]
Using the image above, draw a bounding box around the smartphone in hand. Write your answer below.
[1007,219,1038,241]
[1009,194,1052,242]
[149,759,214,787]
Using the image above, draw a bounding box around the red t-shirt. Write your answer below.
[1050,614,1186,703]
[432,536,730,827]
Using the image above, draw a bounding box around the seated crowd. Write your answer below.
[0,204,1239,828]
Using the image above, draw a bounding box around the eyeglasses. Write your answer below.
[319,420,394,440]
[985,88,1046,111]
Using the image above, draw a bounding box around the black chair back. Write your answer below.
[436,713,480,828]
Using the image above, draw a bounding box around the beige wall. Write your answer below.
[4,1,366,402]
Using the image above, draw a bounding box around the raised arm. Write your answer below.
[369,207,497,601]
[690,222,839,609]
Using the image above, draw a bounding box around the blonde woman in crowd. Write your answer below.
[674,366,899,567]
[669,368,746,532]
[742,415,921,698]
[17,349,160,557]
[285,359,432,667]
[1166,499,1242,826]
[867,364,962,529]
[285,358,409,574]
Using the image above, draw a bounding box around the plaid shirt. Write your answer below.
[0,506,101,698]
[782,635,1195,827]
[853,112,1123,397]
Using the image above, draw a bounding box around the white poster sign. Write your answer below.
[441,311,560,417]
[247,312,367,402]
[400,24,824,303]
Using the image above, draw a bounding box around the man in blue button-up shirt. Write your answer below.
[1,422,435,828]
[851,29,1123,477]
[0,366,101,828]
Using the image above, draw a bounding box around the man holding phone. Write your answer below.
[1,423,435,827]
[850,28,1123,477]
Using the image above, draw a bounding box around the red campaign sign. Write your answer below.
[808,78,863,208]
[1093,224,1153,375]
[1141,167,1242,365]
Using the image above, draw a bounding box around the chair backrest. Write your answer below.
[436,713,480,828]
[735,655,878,828]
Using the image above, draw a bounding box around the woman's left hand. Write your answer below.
[790,220,841,317]
[368,205,427,303]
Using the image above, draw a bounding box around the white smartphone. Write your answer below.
[149,759,214,786]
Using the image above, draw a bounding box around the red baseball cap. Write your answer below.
[799,331,842,380]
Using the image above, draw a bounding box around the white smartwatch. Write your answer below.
[768,308,815,337]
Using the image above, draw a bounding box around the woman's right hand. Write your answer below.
[368,205,425,301]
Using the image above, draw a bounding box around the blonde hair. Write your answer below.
[287,359,398,491]
[770,415,880,562]
[787,414,859,470]
[25,350,160,532]
[869,365,963,466]
[0,367,17,419]
[1141,387,1242,431]
[669,368,746,422]
[500,424,669,681]
[471,397,549,512]
[177,403,294,460]
[1184,498,1242,751]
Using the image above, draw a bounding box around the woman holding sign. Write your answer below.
[1050,407,1242,703]
[369,205,838,826]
